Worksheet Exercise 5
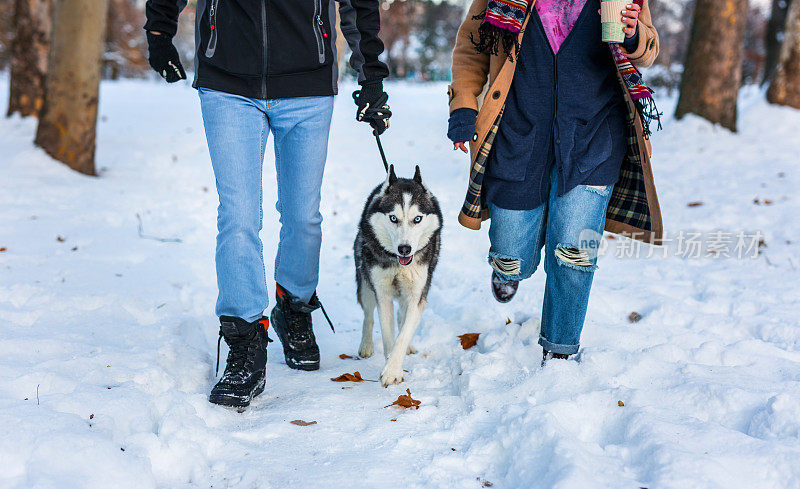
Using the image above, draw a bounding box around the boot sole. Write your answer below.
[285,357,320,371]
[491,289,516,303]
[208,377,266,409]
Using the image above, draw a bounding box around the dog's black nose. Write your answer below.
[398,245,411,256]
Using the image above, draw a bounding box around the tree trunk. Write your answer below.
[35,0,109,176]
[763,0,792,85]
[767,0,800,108]
[674,0,747,132]
[6,0,53,118]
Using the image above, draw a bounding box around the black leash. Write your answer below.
[353,88,391,174]
[373,129,389,174]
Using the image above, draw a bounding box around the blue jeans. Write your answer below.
[487,166,613,355]
[198,88,334,322]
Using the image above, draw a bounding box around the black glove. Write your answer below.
[353,81,391,135]
[146,31,187,83]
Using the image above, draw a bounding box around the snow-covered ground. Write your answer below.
[1,76,799,489]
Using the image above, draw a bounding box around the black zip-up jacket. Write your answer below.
[144,0,389,99]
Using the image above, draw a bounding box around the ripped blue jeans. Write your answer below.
[488,166,613,355]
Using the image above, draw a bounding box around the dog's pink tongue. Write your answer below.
[398,255,412,266]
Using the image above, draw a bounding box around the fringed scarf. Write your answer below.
[470,0,662,135]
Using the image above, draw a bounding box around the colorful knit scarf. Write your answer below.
[471,0,661,135]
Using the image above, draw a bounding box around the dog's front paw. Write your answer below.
[358,340,374,358]
[380,365,404,387]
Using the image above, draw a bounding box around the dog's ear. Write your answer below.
[413,165,422,184]
[388,164,397,185]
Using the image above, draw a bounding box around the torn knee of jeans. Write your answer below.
[554,244,596,271]
[584,184,611,196]
[489,253,522,277]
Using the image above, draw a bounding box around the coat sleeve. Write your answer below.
[337,0,390,83]
[448,0,491,114]
[144,0,188,37]
[622,0,659,68]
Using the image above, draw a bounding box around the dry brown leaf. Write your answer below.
[628,312,643,323]
[290,419,317,426]
[0,247,6,252]
[618,400,625,407]
[606,234,616,240]
[56,236,65,242]
[505,318,512,325]
[330,371,363,382]
[389,388,421,410]
[687,201,703,207]
[458,333,480,349]
[764,199,773,205]
[338,353,353,359]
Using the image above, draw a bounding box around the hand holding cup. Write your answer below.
[621,3,641,38]
[600,0,640,42]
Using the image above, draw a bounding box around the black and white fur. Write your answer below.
[354,165,442,386]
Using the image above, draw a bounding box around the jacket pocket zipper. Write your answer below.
[205,0,220,58]
[313,0,325,63]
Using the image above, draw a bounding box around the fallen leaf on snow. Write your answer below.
[628,312,643,323]
[388,389,421,410]
[458,333,480,349]
[687,201,703,207]
[338,353,353,359]
[56,236,65,242]
[290,419,317,426]
[505,318,512,325]
[618,400,625,407]
[330,371,363,382]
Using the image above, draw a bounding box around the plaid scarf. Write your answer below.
[471,0,661,135]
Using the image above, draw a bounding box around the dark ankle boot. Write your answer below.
[541,349,570,366]
[270,283,333,371]
[491,271,519,303]
[209,316,271,408]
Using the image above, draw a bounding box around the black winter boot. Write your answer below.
[541,349,571,366]
[209,316,271,408]
[270,283,333,371]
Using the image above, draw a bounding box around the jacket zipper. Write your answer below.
[313,0,325,63]
[261,0,268,98]
[205,0,220,58]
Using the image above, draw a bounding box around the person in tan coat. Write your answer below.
[447,0,661,363]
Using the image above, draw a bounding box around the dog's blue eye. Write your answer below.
[413,216,422,223]
[389,215,398,223]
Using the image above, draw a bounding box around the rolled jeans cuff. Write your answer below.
[538,335,580,355]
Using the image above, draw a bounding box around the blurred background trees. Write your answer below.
[6,0,51,117]
[675,0,748,131]
[2,0,800,173]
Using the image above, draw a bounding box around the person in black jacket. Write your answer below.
[144,0,391,408]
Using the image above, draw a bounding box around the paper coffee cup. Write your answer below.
[601,0,627,43]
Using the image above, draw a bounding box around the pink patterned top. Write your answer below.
[535,0,589,54]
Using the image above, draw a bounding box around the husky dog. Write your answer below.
[354,165,442,386]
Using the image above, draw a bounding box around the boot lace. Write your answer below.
[215,328,271,378]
